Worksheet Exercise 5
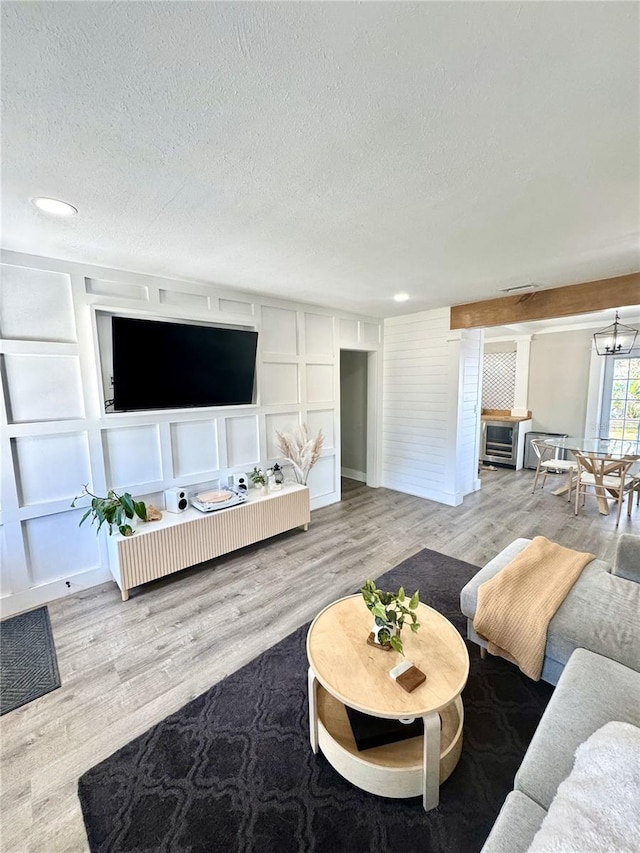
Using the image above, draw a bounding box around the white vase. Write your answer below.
[371,619,399,647]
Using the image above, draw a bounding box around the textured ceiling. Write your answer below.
[2,2,638,318]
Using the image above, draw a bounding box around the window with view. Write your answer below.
[600,352,640,441]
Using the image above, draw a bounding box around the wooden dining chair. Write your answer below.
[573,452,638,526]
[530,438,576,501]
[629,463,640,514]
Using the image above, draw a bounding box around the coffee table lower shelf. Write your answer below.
[316,685,464,799]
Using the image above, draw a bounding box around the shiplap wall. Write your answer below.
[0,250,382,616]
[382,309,482,505]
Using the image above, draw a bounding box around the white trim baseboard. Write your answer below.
[0,566,112,619]
[341,467,366,482]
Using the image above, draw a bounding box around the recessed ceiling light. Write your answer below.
[394,292,410,302]
[32,197,78,217]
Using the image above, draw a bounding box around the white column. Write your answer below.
[511,337,532,416]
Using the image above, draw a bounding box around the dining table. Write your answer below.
[543,436,640,515]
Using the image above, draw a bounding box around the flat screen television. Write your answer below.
[112,316,258,412]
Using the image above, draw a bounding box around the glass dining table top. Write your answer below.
[544,436,640,459]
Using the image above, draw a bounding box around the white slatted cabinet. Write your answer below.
[106,484,310,600]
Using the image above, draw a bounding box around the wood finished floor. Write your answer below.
[1,469,637,852]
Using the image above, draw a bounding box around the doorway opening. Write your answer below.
[340,350,369,484]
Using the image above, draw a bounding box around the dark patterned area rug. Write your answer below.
[0,605,61,715]
[78,549,553,853]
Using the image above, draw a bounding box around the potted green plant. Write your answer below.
[71,484,147,536]
[361,580,420,654]
[249,467,268,494]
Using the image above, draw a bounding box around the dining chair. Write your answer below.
[629,462,640,514]
[573,452,638,526]
[530,439,576,501]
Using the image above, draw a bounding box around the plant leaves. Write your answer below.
[134,501,147,521]
[398,586,405,602]
[378,627,391,645]
[119,523,134,536]
[120,493,135,518]
[389,636,404,655]
[409,590,419,609]
[372,603,387,621]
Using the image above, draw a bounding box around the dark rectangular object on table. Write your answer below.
[345,705,424,751]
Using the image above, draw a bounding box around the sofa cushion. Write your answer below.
[515,649,640,810]
[480,791,547,853]
[461,538,640,677]
[526,721,640,853]
[545,562,640,672]
[613,533,640,584]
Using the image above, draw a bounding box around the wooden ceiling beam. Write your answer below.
[449,273,640,330]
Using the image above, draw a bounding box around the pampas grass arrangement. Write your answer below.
[275,424,324,485]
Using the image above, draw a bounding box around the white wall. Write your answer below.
[382,309,482,506]
[340,350,368,480]
[0,251,382,616]
[528,329,593,435]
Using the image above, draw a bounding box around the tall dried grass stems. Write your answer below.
[275,424,324,485]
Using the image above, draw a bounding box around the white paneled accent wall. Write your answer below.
[382,310,482,506]
[0,251,382,616]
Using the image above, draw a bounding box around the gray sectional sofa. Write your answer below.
[480,648,640,852]
[460,533,640,852]
[460,533,640,684]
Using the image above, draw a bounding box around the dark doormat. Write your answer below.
[78,548,553,852]
[0,605,61,715]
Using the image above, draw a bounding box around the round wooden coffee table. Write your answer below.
[306,594,469,811]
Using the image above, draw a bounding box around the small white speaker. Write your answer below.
[233,472,250,493]
[165,487,188,513]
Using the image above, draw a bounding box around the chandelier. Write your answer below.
[593,311,638,356]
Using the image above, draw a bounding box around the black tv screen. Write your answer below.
[112,316,258,411]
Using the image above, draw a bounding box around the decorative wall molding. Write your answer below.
[0,250,382,615]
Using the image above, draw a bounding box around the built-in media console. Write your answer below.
[106,484,310,600]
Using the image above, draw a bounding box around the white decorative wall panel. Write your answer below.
[265,413,300,458]
[362,323,380,346]
[339,318,359,346]
[261,363,299,405]
[305,313,334,356]
[307,409,335,448]
[85,278,149,301]
[159,289,210,310]
[0,250,376,614]
[103,425,162,487]
[482,352,517,410]
[23,510,100,585]
[0,265,76,342]
[13,432,91,506]
[0,526,9,596]
[3,354,85,423]
[307,455,334,497]
[226,416,259,467]
[219,298,254,316]
[170,420,218,477]
[261,306,298,355]
[306,365,334,403]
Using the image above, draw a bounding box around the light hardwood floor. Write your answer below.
[1,469,637,853]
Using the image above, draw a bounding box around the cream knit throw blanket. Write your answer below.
[473,536,595,680]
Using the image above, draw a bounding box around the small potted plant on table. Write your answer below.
[250,467,268,495]
[361,580,420,654]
